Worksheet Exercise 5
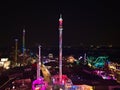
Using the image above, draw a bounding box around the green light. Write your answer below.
[87,56,109,68]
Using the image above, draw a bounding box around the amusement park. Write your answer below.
[0,14,120,90]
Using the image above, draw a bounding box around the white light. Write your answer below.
[1,58,8,62]
[3,61,10,69]
[0,61,4,66]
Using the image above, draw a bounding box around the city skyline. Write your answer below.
[0,0,120,48]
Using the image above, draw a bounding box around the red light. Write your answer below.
[59,20,63,26]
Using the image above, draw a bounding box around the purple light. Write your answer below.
[59,18,63,26]
[59,14,63,30]
[32,77,47,90]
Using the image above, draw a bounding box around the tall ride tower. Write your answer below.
[59,14,63,83]
[22,29,26,65]
[37,45,41,79]
[15,39,18,65]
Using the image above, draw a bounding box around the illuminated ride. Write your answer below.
[87,56,117,80]
[32,46,48,90]
[110,64,120,83]
[52,75,71,85]
[52,74,73,89]
[93,70,116,80]
[50,14,73,89]
[32,76,47,90]
[87,56,109,69]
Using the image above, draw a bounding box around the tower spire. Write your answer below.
[59,14,63,83]
[59,14,63,30]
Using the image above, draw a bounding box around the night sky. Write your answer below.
[0,0,120,48]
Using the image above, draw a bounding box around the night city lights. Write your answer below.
[0,0,120,90]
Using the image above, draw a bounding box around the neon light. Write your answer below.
[87,56,109,68]
[32,77,46,90]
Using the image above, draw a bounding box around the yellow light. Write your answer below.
[35,87,40,90]
[74,85,93,90]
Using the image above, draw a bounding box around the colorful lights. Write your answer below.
[59,14,63,30]
[52,75,69,85]
[87,56,109,68]
[32,46,48,90]
[32,77,47,90]
[59,14,63,84]
[67,85,93,90]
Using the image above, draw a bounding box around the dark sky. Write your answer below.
[0,0,120,48]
